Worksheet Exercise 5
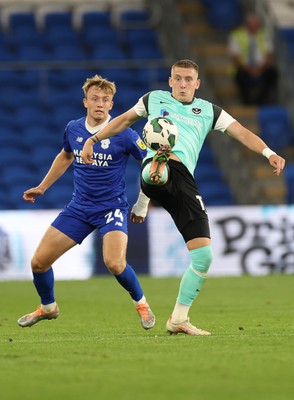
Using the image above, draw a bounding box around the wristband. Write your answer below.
[262,147,276,159]
[90,136,99,144]
[136,191,150,205]
[131,191,150,218]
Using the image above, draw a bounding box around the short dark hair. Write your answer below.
[171,59,199,74]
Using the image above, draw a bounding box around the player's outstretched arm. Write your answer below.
[81,109,142,164]
[23,150,74,203]
[226,121,286,176]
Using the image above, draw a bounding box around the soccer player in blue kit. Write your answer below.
[81,60,285,336]
[17,75,155,330]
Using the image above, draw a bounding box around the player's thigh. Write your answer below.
[102,230,128,273]
[32,225,77,269]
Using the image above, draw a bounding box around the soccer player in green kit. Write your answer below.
[81,60,285,335]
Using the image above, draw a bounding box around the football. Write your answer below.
[142,117,179,151]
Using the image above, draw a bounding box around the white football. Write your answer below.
[142,117,179,151]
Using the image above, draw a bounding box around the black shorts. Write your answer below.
[141,159,210,242]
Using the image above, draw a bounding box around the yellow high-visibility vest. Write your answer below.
[230,27,268,74]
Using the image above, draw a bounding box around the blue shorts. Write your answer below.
[51,202,129,244]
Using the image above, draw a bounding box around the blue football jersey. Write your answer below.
[63,116,147,206]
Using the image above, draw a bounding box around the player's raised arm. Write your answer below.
[81,109,141,164]
[225,120,286,176]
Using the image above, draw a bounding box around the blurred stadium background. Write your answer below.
[0,0,294,279]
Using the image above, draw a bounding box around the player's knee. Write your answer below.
[190,245,213,276]
[31,254,50,273]
[142,162,168,185]
[104,256,125,275]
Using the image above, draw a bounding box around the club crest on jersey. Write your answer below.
[160,109,169,117]
[192,108,201,115]
[101,139,110,149]
[136,138,146,150]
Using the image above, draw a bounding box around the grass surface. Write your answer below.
[0,275,293,400]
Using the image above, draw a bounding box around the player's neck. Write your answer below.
[85,115,111,134]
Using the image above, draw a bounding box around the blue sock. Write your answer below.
[33,267,55,305]
[114,264,144,301]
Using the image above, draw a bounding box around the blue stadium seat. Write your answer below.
[3,88,41,110]
[199,182,234,206]
[17,43,50,61]
[124,28,162,60]
[279,27,294,45]
[125,28,159,49]
[47,69,91,90]
[284,163,294,203]
[195,143,234,205]
[81,11,112,30]
[8,11,36,30]
[0,143,34,168]
[43,11,73,30]
[0,70,30,89]
[0,44,17,61]
[1,165,36,188]
[45,89,83,110]
[115,87,145,111]
[195,164,223,182]
[98,68,134,89]
[9,26,45,47]
[20,69,42,90]
[22,126,59,150]
[50,43,88,61]
[51,104,84,130]
[91,43,127,60]
[40,180,73,209]
[120,9,151,24]
[16,106,52,128]
[257,106,294,151]
[129,45,163,60]
[206,0,242,31]
[30,144,58,168]
[0,189,11,210]
[45,25,81,46]
[83,25,120,46]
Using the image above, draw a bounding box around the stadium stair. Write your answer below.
[175,0,289,205]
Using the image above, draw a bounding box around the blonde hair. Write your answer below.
[82,74,116,97]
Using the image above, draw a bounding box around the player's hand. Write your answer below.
[23,187,44,203]
[269,154,285,176]
[81,139,94,164]
[130,192,150,223]
[130,212,145,224]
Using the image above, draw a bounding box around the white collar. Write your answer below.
[85,115,111,135]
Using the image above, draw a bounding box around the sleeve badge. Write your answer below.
[136,137,147,150]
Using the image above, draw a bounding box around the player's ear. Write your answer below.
[109,100,114,110]
[83,98,87,108]
[195,79,201,90]
[168,76,173,88]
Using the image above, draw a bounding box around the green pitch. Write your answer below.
[0,275,293,400]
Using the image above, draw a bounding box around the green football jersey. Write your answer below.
[141,90,222,176]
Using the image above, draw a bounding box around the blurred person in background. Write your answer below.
[228,12,278,105]
[17,75,155,331]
